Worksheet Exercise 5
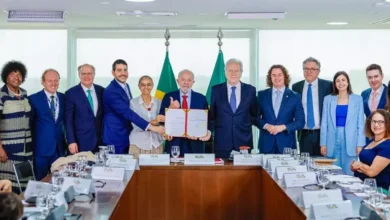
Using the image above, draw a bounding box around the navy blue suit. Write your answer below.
[361,84,387,117]
[257,88,305,154]
[29,90,66,180]
[64,83,104,153]
[103,79,149,154]
[159,90,208,156]
[209,82,258,158]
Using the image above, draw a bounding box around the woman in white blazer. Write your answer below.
[320,71,365,175]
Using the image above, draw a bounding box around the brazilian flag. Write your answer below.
[155,51,178,100]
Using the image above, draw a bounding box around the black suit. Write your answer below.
[292,78,332,156]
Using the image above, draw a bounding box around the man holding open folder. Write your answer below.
[159,69,211,156]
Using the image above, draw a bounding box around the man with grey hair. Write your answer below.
[159,69,211,155]
[209,58,258,158]
[292,57,332,156]
[64,64,105,154]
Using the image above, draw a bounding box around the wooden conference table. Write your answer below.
[110,161,306,220]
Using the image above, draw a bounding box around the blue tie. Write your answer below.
[230,86,237,113]
[274,90,281,117]
[307,84,315,128]
[50,95,56,121]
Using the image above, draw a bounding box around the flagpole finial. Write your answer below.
[217,27,223,50]
[164,28,171,52]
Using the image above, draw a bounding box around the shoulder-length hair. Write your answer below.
[365,109,390,140]
[266,64,291,88]
[331,71,353,95]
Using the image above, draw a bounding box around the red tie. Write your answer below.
[182,95,188,109]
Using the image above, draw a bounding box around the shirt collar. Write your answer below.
[272,86,286,93]
[372,84,384,94]
[44,89,57,99]
[227,81,241,90]
[115,79,127,89]
[81,83,95,92]
[304,78,319,87]
[138,96,155,105]
[180,89,192,98]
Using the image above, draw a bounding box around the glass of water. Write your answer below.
[107,145,115,154]
[364,178,377,204]
[36,191,49,219]
[374,187,384,208]
[171,146,180,163]
[51,171,61,192]
[317,169,330,190]
[283,147,292,155]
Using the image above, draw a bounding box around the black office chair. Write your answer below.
[12,160,35,194]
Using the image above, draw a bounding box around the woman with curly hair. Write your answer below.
[0,61,33,193]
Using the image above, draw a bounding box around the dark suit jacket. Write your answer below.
[209,82,258,152]
[292,78,332,142]
[102,79,149,147]
[361,84,388,117]
[159,90,208,155]
[29,90,66,157]
[64,83,104,152]
[257,88,305,153]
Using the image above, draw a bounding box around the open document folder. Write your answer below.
[165,108,208,137]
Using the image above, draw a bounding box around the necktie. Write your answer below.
[87,89,94,115]
[182,95,188,109]
[230,86,237,113]
[274,90,281,117]
[124,85,132,100]
[371,91,378,112]
[50,95,56,120]
[306,84,315,128]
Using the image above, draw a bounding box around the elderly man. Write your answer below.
[159,69,210,155]
[29,69,66,180]
[65,64,104,154]
[209,59,258,158]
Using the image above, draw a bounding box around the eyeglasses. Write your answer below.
[139,83,153,87]
[303,68,319,72]
[371,120,385,126]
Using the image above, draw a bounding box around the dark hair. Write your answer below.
[331,71,353,95]
[266,64,291,88]
[138,75,154,85]
[366,64,383,75]
[0,192,23,220]
[1,61,27,84]
[365,109,390,140]
[112,59,127,71]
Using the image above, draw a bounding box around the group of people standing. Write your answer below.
[0,56,389,192]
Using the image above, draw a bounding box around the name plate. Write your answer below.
[62,177,92,194]
[284,172,317,187]
[310,201,353,220]
[108,154,134,160]
[139,154,170,166]
[262,154,291,167]
[302,189,343,208]
[270,160,299,173]
[233,154,262,166]
[91,167,125,180]
[276,165,307,180]
[184,154,215,165]
[108,158,139,170]
[24,180,51,199]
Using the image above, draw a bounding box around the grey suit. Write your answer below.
[292,78,332,156]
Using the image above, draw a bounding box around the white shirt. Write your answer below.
[115,79,132,99]
[227,82,241,108]
[129,96,163,150]
[44,90,59,121]
[368,84,384,111]
[81,84,98,116]
[302,79,320,129]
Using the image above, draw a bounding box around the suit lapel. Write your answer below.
[346,95,354,125]
[266,89,276,120]
[318,79,325,115]
[58,94,64,123]
[276,89,290,119]
[112,80,130,102]
[235,82,245,113]
[40,90,55,123]
[221,83,233,114]
[78,84,94,117]
[379,84,387,109]
[297,81,304,94]
[330,96,337,128]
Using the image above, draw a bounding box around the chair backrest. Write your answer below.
[12,160,35,193]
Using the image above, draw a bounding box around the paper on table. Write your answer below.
[165,109,186,137]
[187,109,208,137]
[326,174,362,183]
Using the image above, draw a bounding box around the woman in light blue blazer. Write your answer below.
[320,71,365,175]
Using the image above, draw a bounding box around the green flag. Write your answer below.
[206,50,226,104]
[155,51,178,100]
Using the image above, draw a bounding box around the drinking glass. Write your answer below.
[36,191,48,219]
[283,147,292,155]
[364,178,377,204]
[317,169,330,190]
[107,145,115,154]
[171,146,180,163]
[375,187,384,207]
[51,171,61,192]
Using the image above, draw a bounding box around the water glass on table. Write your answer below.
[107,145,115,154]
[171,146,180,163]
[374,187,384,208]
[283,147,292,155]
[51,171,61,192]
[36,191,49,219]
[317,169,330,190]
[364,178,377,205]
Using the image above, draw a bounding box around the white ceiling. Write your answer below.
[0,0,389,29]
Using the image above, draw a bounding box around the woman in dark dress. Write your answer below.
[351,109,390,189]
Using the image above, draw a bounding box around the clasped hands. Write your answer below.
[264,124,286,135]
[350,160,364,173]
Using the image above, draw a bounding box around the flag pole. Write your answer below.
[217,27,223,51]
[165,28,171,52]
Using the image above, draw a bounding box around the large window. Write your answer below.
[258,30,390,94]
[77,35,250,98]
[0,30,67,94]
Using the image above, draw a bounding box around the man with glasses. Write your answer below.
[64,64,104,154]
[292,57,332,156]
[361,64,387,118]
